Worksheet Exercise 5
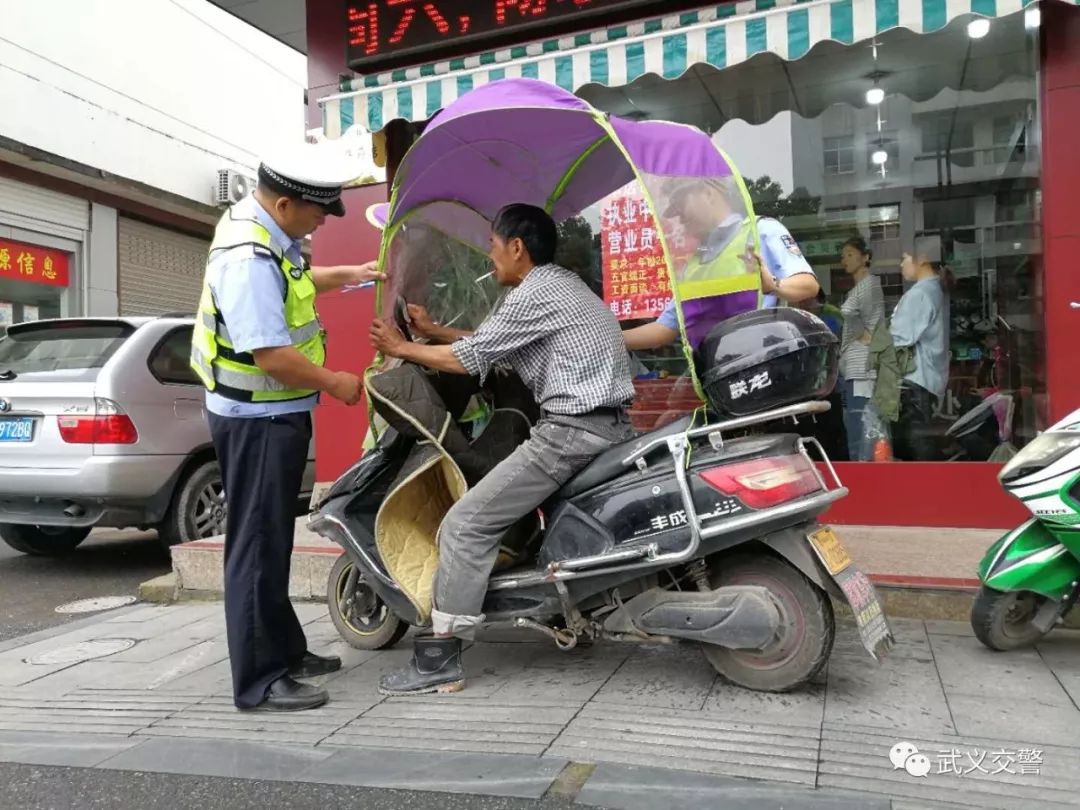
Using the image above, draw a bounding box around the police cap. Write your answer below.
[258,143,354,217]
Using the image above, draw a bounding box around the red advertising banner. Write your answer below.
[0,238,70,288]
[600,185,697,321]
[601,188,669,320]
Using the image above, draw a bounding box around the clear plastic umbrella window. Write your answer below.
[371,78,763,397]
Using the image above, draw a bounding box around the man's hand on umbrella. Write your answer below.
[405,304,437,339]
[370,319,408,357]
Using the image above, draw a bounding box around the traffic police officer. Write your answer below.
[190,144,381,712]
[622,176,819,351]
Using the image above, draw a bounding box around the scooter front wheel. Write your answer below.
[971,585,1051,651]
[328,553,409,650]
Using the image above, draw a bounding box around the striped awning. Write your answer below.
[320,0,1064,136]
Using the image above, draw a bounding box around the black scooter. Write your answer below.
[310,308,893,692]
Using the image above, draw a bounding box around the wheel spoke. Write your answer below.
[189,481,228,538]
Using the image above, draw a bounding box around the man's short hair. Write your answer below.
[492,204,558,265]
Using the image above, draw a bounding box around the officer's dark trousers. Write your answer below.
[208,411,311,708]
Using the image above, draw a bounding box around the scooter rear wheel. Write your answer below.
[701,553,834,692]
[328,554,409,650]
[971,585,1050,651]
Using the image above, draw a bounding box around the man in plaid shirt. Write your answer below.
[370,203,635,696]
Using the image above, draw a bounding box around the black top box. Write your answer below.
[696,308,840,418]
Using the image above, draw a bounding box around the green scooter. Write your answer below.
[973,407,1080,649]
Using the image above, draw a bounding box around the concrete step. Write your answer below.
[165,520,1007,622]
[138,572,178,604]
[171,518,340,601]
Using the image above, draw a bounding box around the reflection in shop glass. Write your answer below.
[567,10,1045,464]
[346,0,700,71]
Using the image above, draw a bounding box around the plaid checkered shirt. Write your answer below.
[452,264,635,416]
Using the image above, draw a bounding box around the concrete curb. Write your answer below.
[0,731,899,808]
[137,573,178,604]
[157,521,1076,626]
[127,579,1080,634]
[145,565,1060,627]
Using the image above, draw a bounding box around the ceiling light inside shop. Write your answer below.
[967,18,991,38]
[872,149,889,165]
[866,87,886,105]
[1025,7,1041,28]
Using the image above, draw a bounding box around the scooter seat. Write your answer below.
[558,415,694,499]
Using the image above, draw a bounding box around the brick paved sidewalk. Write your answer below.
[0,602,1078,809]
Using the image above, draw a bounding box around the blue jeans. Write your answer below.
[841,377,872,461]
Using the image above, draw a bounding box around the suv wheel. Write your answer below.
[0,524,92,556]
[158,461,227,549]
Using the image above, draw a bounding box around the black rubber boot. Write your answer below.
[378,636,465,696]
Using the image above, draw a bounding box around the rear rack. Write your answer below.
[622,400,831,470]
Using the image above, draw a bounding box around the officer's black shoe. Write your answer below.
[241,676,328,712]
[289,651,342,679]
[378,637,464,696]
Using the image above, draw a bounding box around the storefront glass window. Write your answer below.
[575,10,1043,462]
[0,236,73,327]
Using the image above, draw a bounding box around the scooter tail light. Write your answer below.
[699,455,820,509]
[57,398,138,445]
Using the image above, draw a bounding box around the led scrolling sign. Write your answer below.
[346,0,698,73]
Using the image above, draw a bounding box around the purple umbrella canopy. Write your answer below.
[386,78,736,244]
[376,77,762,387]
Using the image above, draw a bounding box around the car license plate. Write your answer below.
[0,417,34,443]
[808,527,852,575]
[807,526,894,660]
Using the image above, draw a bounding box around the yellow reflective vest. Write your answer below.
[678,217,760,301]
[190,208,325,402]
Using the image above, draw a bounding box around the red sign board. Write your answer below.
[601,190,667,320]
[0,239,70,288]
[346,0,709,72]
[600,186,697,321]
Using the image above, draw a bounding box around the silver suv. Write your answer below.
[0,317,314,556]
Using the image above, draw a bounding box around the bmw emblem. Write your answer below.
[0,399,10,413]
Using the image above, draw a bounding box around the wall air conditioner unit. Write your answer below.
[214,169,256,206]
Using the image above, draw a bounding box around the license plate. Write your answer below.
[0,417,34,443]
[808,527,852,575]
[807,526,894,660]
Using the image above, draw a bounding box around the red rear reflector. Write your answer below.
[699,455,819,509]
[58,415,138,445]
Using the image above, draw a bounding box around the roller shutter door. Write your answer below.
[118,218,208,315]
[0,176,89,234]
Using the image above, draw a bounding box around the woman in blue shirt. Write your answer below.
[891,252,951,461]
